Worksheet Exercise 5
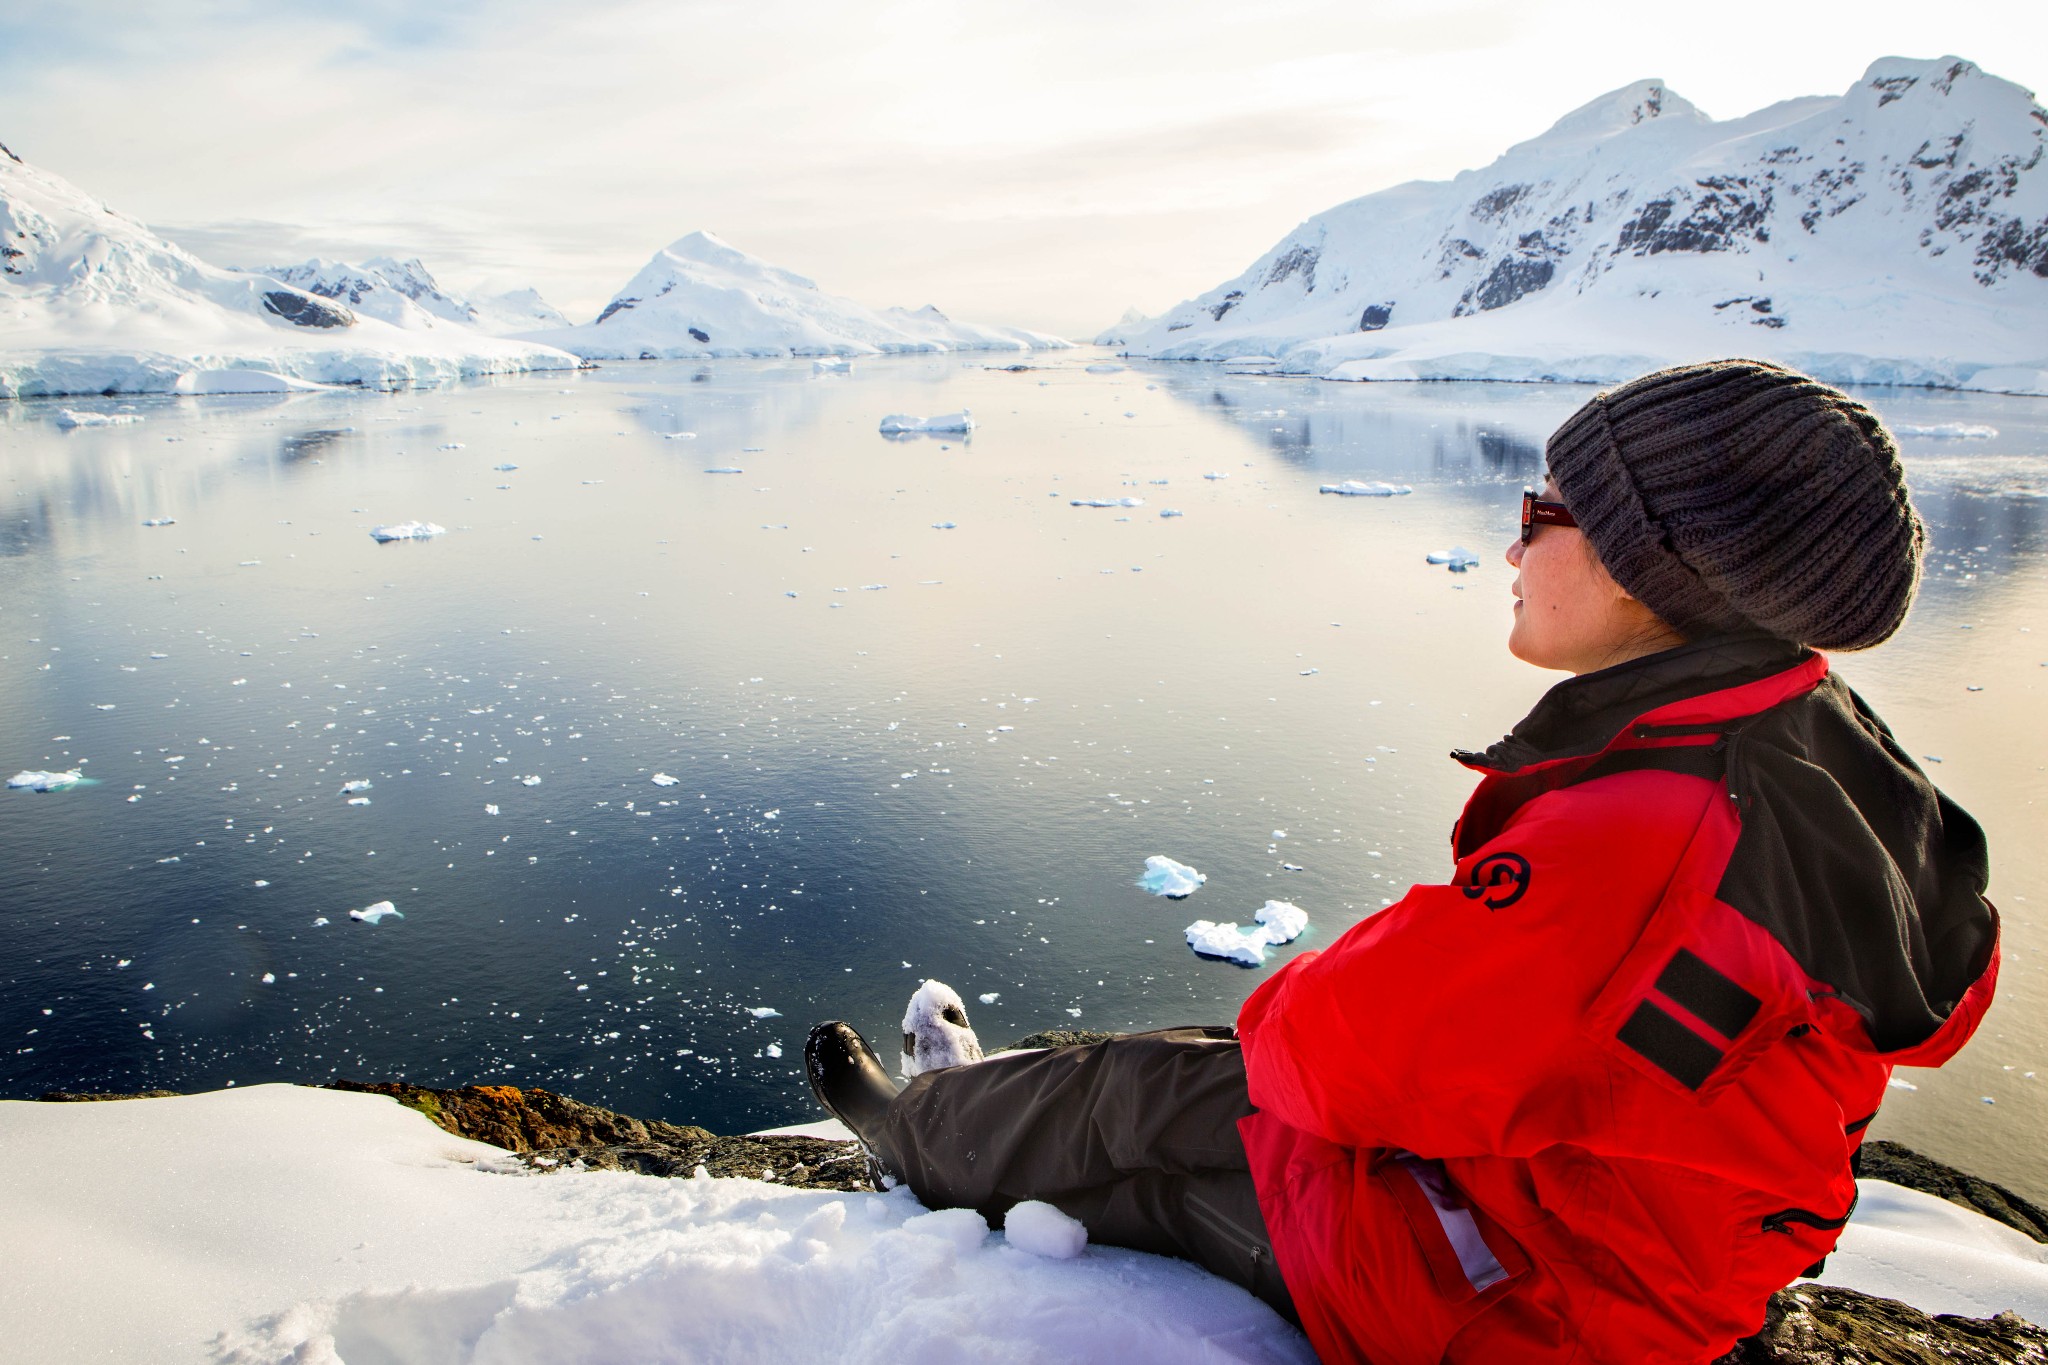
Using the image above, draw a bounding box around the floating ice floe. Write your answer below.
[1894,423,1997,438]
[339,780,372,795]
[347,797,370,807]
[369,521,446,542]
[1321,481,1412,497]
[901,979,985,1079]
[347,901,403,925]
[878,411,975,435]
[54,409,142,428]
[979,991,1001,1004]
[932,521,957,530]
[704,466,744,474]
[520,775,542,786]
[1137,855,1205,899]
[140,517,176,527]
[1160,508,1184,518]
[1084,363,1124,374]
[1072,497,1144,508]
[484,804,500,815]
[9,769,83,791]
[651,773,679,786]
[746,1006,782,1019]
[813,357,851,374]
[493,462,519,471]
[1184,900,1309,967]
[1426,546,1482,569]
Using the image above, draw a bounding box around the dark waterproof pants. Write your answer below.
[873,1025,1298,1322]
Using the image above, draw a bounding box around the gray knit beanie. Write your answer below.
[1544,359,1925,651]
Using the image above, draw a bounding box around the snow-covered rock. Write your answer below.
[0,139,580,398]
[1118,57,2048,395]
[257,258,570,337]
[525,230,1070,360]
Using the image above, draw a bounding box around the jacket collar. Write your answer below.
[1454,634,1822,776]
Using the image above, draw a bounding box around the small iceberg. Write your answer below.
[1202,472,1228,480]
[704,466,745,474]
[1159,508,1183,518]
[9,769,84,791]
[813,358,852,374]
[520,775,542,786]
[1084,363,1124,374]
[1072,497,1144,508]
[746,1006,782,1019]
[1137,855,1205,899]
[879,411,975,435]
[1320,481,1412,497]
[141,517,176,527]
[651,773,679,786]
[348,900,403,925]
[339,779,372,795]
[493,463,519,472]
[369,521,446,542]
[1426,546,1482,570]
[174,368,329,395]
[1184,900,1308,967]
[54,409,142,428]
[1894,423,1997,438]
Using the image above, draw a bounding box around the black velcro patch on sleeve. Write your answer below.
[1618,999,1724,1091]
[1655,948,1762,1041]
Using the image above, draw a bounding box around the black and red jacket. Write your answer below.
[1236,635,1999,1364]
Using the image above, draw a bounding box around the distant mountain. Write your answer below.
[1117,57,2047,395]
[0,140,578,397]
[526,230,1069,359]
[1093,307,1151,347]
[258,257,569,337]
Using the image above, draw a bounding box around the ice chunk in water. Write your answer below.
[651,773,680,786]
[141,517,176,527]
[348,901,403,925]
[1071,497,1143,508]
[1137,855,1205,899]
[339,780,372,795]
[1320,481,1411,497]
[1185,899,1308,966]
[1894,423,1996,438]
[879,411,975,434]
[747,1006,782,1019]
[54,409,142,428]
[901,979,984,1078]
[369,521,446,542]
[1005,1200,1088,1259]
[9,769,83,791]
[520,776,542,786]
[1426,546,1482,569]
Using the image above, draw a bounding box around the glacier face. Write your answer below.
[1118,58,2048,395]
[0,141,580,397]
[526,230,1070,359]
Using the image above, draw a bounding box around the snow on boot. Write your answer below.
[900,979,985,1079]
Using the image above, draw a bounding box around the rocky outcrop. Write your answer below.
[326,1079,712,1152]
[1714,1284,2048,1363]
[1856,1139,2048,1243]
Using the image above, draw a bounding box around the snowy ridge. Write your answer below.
[0,141,580,397]
[1119,58,2048,395]
[258,257,570,337]
[526,230,1070,359]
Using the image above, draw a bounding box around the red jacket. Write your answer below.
[1237,638,1999,1365]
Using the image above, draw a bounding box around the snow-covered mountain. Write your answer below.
[258,256,569,337]
[1118,57,2048,395]
[0,140,579,397]
[526,230,1069,359]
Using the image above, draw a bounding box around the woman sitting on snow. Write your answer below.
[805,359,2000,1365]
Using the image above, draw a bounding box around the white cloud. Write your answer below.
[2,0,2042,335]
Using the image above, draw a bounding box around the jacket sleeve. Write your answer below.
[1236,770,1718,1158]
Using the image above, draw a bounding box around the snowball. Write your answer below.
[1137,856,1205,899]
[902,1206,990,1255]
[1004,1201,1088,1259]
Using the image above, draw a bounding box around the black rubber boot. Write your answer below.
[805,1021,901,1154]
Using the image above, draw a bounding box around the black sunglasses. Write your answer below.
[1521,488,1577,545]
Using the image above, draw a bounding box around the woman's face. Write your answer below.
[1504,480,1675,674]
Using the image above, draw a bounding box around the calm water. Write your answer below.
[3,355,2044,1199]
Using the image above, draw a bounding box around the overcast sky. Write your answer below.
[3,0,2042,336]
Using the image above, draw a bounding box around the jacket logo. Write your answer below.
[1462,852,1531,910]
